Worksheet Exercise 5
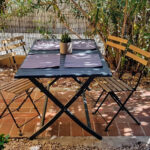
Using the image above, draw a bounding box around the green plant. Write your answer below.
[39,27,57,39]
[0,134,9,149]
[1,0,150,75]
[60,32,71,43]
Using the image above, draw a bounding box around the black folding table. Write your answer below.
[15,39,112,140]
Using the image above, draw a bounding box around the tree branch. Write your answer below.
[53,1,82,39]
[70,0,106,47]
[39,1,81,39]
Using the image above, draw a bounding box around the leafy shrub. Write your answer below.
[0,134,9,149]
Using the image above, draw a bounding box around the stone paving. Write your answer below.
[0,69,150,138]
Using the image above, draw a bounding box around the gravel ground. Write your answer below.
[3,137,150,150]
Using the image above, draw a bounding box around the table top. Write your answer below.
[15,39,112,78]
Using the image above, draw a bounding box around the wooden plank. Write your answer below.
[129,45,150,58]
[109,77,128,91]
[126,52,148,66]
[113,77,132,91]
[2,80,31,92]
[148,60,150,67]
[9,82,34,94]
[97,77,117,92]
[0,53,13,60]
[1,79,29,90]
[2,36,24,44]
[0,46,5,52]
[100,77,117,91]
[6,80,32,93]
[5,42,26,51]
[104,77,122,92]
[108,35,128,44]
[106,41,126,51]
[101,77,117,91]
[95,78,111,92]
[14,83,35,95]
[0,52,15,60]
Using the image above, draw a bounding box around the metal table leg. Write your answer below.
[82,92,91,128]
[41,84,50,126]
[72,77,91,128]
[41,78,59,126]
[29,77,102,140]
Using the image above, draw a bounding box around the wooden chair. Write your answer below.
[0,36,43,135]
[0,45,16,69]
[0,79,42,136]
[1,36,27,70]
[93,44,150,131]
[105,35,128,71]
[92,35,128,105]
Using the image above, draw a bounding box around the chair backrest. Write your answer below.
[106,35,128,72]
[125,45,150,89]
[2,36,27,55]
[0,46,6,53]
[106,35,128,51]
[0,44,17,69]
[126,45,150,67]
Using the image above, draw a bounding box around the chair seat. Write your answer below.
[0,78,41,136]
[0,52,15,60]
[0,79,35,95]
[95,77,132,92]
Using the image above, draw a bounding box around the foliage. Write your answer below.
[61,32,71,43]
[39,27,57,40]
[0,134,9,149]
[0,0,149,73]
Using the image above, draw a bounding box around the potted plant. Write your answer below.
[60,32,72,54]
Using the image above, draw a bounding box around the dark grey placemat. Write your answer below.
[64,54,102,68]
[72,40,96,50]
[31,40,96,51]
[32,40,60,50]
[20,54,60,68]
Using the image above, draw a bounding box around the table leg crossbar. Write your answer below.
[29,77,102,140]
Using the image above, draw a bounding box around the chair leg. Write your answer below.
[0,95,17,118]
[0,89,41,136]
[105,91,140,131]
[111,91,140,124]
[16,89,35,111]
[0,89,34,118]
[92,93,109,115]
[26,90,41,118]
[0,92,22,136]
[93,90,105,107]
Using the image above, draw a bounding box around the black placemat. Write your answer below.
[31,40,97,51]
[20,54,60,68]
[64,54,102,68]
[31,40,60,50]
[72,40,96,50]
